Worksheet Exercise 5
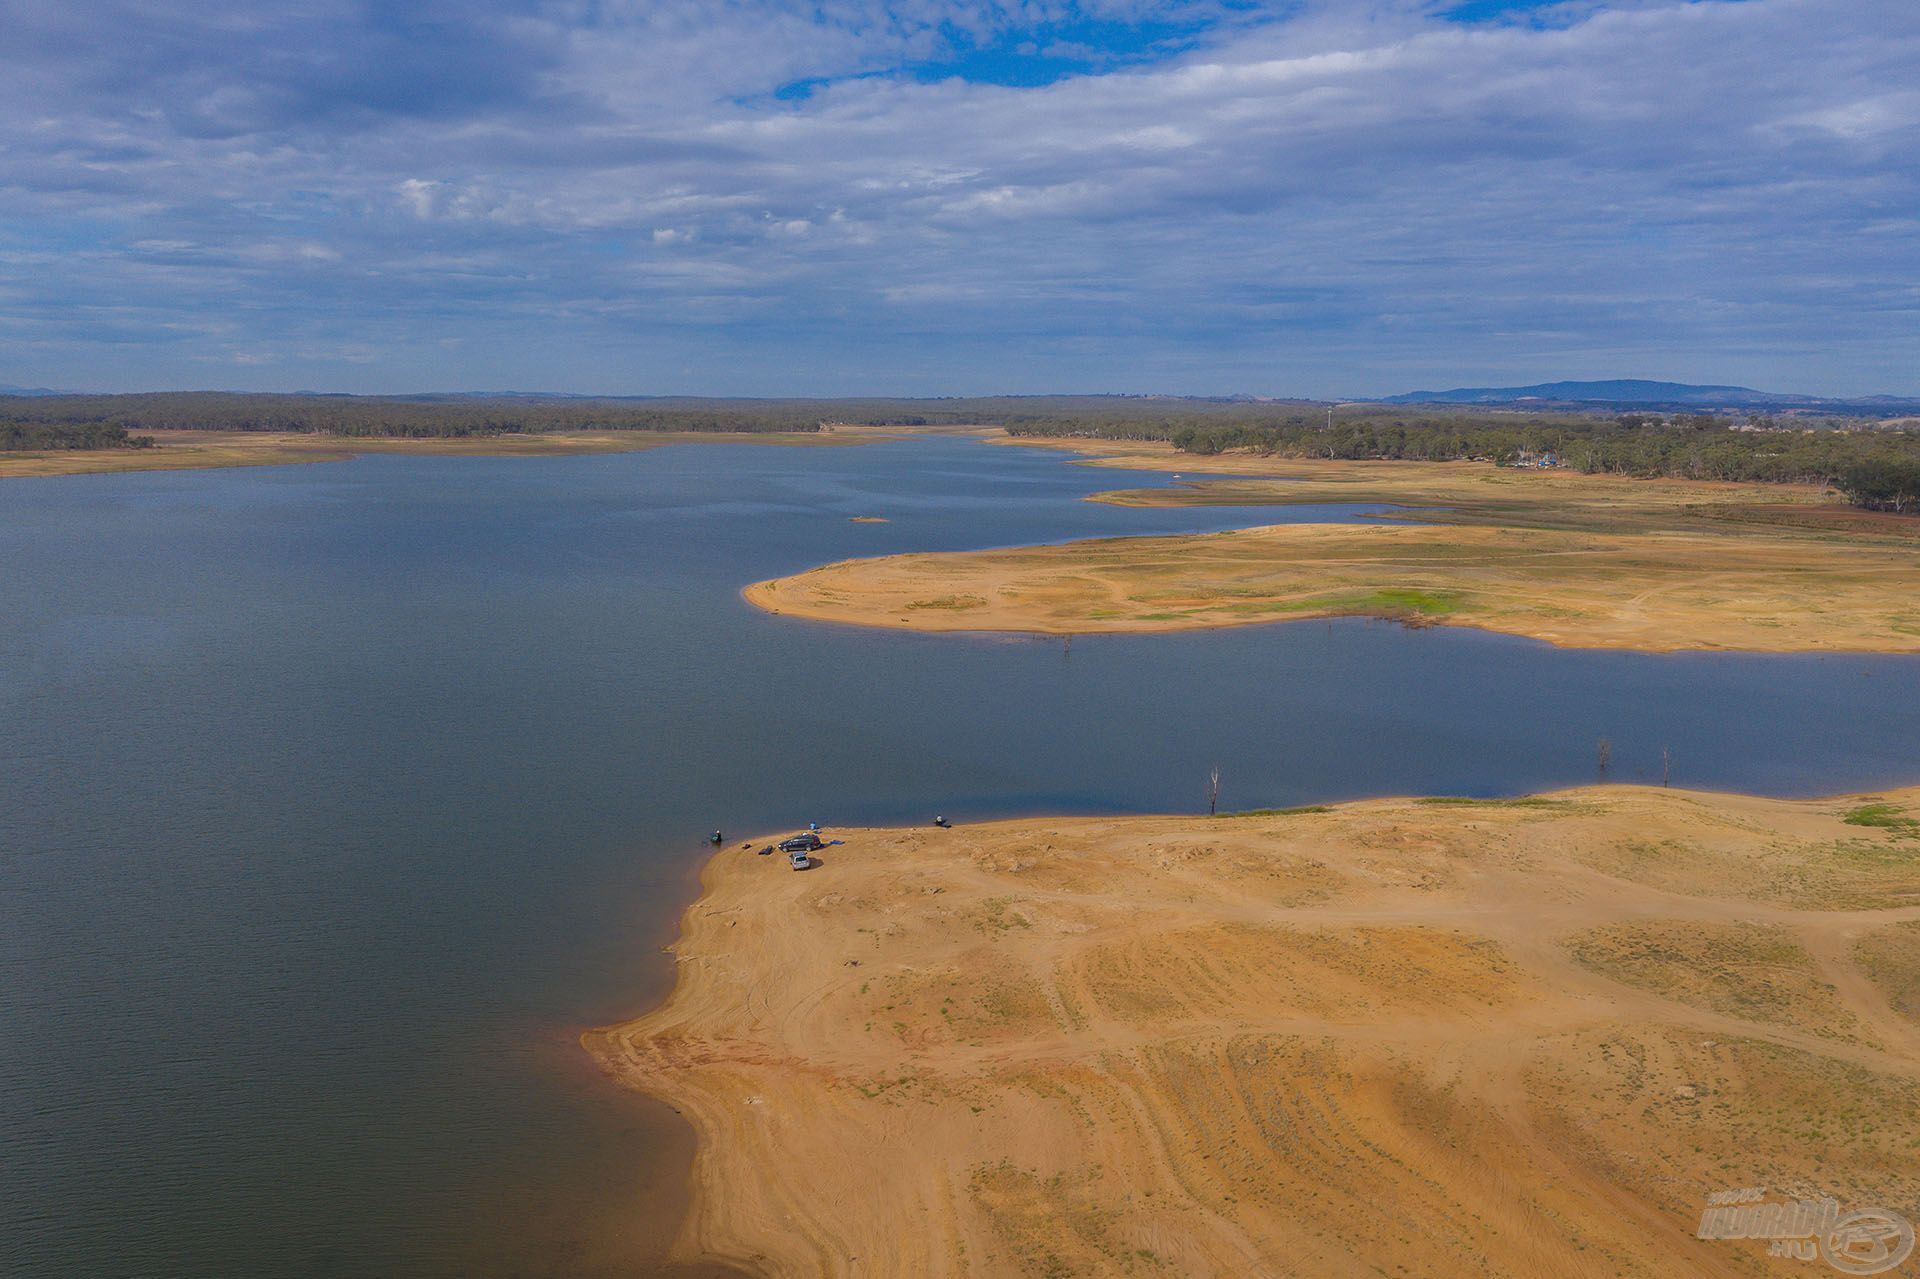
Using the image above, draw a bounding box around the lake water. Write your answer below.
[4,433,1919,1277]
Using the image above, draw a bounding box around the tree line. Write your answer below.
[1,421,155,452]
[0,393,843,443]
[7,392,1918,515]
[0,391,1269,450]
[1835,459,1920,513]
[1005,410,1920,512]
[0,392,1337,451]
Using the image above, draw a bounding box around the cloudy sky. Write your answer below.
[2,0,1915,396]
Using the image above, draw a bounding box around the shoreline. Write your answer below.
[572,840,763,1279]
[0,428,855,480]
[589,786,1920,1276]
[739,528,1920,654]
[743,438,1920,655]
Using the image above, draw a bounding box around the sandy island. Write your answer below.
[746,436,1920,653]
[589,786,1920,1277]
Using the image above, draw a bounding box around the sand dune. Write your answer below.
[589,786,1920,1277]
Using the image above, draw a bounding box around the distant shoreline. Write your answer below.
[0,427,854,479]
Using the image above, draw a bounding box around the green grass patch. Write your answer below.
[1365,587,1463,615]
[1225,588,1467,620]
[1843,803,1920,835]
[1222,598,1331,615]
[1215,805,1333,818]
[905,594,986,611]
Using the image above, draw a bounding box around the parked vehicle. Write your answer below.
[789,849,812,871]
[779,832,824,853]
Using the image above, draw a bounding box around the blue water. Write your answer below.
[3,434,1917,1277]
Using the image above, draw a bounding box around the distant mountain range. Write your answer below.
[1380,380,1920,412]
[0,383,72,396]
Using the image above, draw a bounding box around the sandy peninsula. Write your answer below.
[590,786,1920,1277]
[746,437,1920,653]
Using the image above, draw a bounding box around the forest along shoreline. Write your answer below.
[586,786,1920,1277]
[743,435,1920,653]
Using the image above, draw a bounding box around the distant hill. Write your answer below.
[0,383,72,397]
[1381,380,1918,412]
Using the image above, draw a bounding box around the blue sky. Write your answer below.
[1,0,1915,396]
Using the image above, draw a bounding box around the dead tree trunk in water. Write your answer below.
[1597,736,1612,780]
[1662,745,1672,788]
[1208,765,1221,816]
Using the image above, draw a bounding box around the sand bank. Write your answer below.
[0,428,850,479]
[589,786,1920,1276]
[747,440,1920,652]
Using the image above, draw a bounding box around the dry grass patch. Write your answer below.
[873,959,1061,1048]
[1554,818,1920,912]
[1853,921,1920,1029]
[1071,923,1519,1025]
[1564,921,1873,1044]
[1527,1028,1920,1217]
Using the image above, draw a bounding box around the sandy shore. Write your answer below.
[746,438,1920,653]
[0,428,850,479]
[589,787,1920,1277]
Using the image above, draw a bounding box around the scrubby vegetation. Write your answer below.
[1835,458,1920,513]
[0,421,154,452]
[1006,406,1920,510]
[10,391,1920,513]
[0,392,1308,444]
[0,392,847,442]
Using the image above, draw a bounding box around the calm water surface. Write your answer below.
[4,435,1919,1277]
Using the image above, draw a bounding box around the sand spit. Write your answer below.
[589,786,1920,1277]
[746,439,1920,653]
[743,520,1920,652]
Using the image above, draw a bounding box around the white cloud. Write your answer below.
[1,0,1916,393]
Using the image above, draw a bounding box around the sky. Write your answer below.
[0,0,1916,397]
